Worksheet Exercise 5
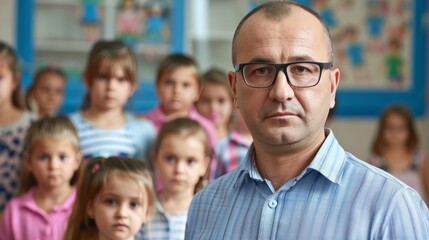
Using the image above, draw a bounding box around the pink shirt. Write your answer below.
[144,105,217,145]
[0,188,76,240]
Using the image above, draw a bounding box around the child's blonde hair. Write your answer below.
[20,116,80,194]
[64,156,155,240]
[155,53,200,85]
[0,41,24,109]
[155,118,212,193]
[81,40,137,109]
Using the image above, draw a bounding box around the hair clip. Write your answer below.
[92,163,101,174]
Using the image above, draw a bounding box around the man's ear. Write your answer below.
[228,71,239,109]
[329,68,340,109]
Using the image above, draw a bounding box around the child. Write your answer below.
[137,118,211,240]
[0,116,81,239]
[370,105,429,203]
[69,40,156,162]
[143,53,217,146]
[0,41,37,211]
[196,68,252,180]
[26,66,66,117]
[196,68,235,140]
[64,156,155,240]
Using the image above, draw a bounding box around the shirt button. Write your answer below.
[268,200,277,208]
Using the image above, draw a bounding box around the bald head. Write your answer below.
[231,1,333,65]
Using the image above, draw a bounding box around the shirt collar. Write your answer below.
[21,187,77,213]
[234,129,346,189]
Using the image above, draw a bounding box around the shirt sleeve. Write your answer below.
[0,202,14,240]
[381,188,429,238]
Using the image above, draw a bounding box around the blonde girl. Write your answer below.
[69,40,156,162]
[0,41,37,211]
[0,116,81,239]
[26,66,66,117]
[370,105,429,203]
[137,118,211,240]
[64,156,155,240]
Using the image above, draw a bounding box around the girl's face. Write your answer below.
[26,137,81,191]
[87,174,149,240]
[155,134,209,195]
[156,66,200,116]
[382,113,409,148]
[87,61,135,112]
[32,73,65,116]
[0,59,17,108]
[196,83,233,128]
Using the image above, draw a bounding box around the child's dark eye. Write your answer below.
[104,198,117,206]
[59,154,68,161]
[164,80,174,86]
[96,74,109,81]
[166,155,176,163]
[118,77,128,83]
[187,158,196,165]
[130,201,141,209]
[38,154,50,161]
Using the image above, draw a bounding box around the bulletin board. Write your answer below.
[250,0,428,118]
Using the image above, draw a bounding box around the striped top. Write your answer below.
[137,201,187,240]
[211,129,252,180]
[186,130,429,240]
[69,112,156,162]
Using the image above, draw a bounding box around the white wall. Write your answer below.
[0,0,14,44]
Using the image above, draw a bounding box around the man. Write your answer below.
[185,1,429,239]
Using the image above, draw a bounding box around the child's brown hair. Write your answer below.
[81,40,137,109]
[155,53,200,85]
[371,104,418,155]
[154,118,212,193]
[0,41,24,109]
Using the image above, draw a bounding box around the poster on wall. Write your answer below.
[249,0,427,117]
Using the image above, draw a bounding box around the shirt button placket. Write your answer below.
[268,199,278,208]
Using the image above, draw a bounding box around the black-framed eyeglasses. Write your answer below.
[234,61,333,88]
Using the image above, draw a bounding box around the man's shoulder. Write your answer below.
[194,168,242,201]
[343,151,414,192]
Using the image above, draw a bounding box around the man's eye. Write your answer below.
[255,67,269,75]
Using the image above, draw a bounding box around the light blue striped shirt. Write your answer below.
[69,112,156,162]
[137,201,188,240]
[186,130,429,239]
